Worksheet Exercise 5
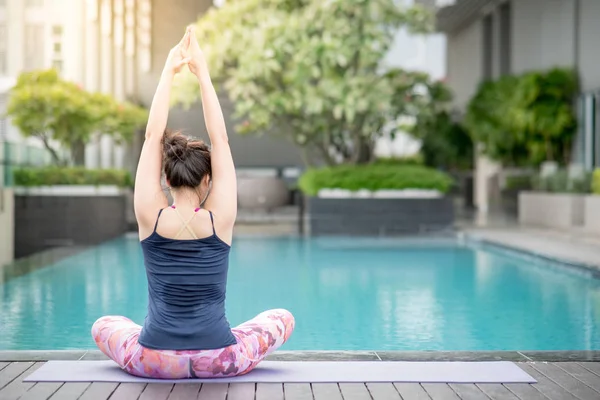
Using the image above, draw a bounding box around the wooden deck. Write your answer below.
[1,361,600,400]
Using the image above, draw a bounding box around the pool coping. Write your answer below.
[465,237,600,278]
[463,231,600,275]
[1,350,600,362]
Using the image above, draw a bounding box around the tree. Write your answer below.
[464,68,577,167]
[91,93,148,145]
[172,0,434,166]
[7,69,147,166]
[511,68,578,165]
[406,77,473,171]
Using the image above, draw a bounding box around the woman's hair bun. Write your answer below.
[163,129,189,161]
[161,129,212,189]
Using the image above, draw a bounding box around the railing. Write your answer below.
[0,141,54,188]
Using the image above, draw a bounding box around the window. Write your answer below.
[53,25,63,36]
[0,24,6,75]
[125,0,135,56]
[498,2,511,76]
[53,42,61,53]
[482,14,493,80]
[575,92,600,170]
[25,24,44,70]
[52,60,63,72]
[25,0,44,7]
[137,0,152,72]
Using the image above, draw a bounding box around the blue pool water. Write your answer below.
[1,236,599,351]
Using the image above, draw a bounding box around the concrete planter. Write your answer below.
[518,191,585,229]
[306,195,454,236]
[237,177,291,211]
[0,188,14,267]
[584,195,600,234]
[14,185,128,259]
[14,185,125,196]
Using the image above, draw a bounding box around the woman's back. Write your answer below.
[138,206,237,351]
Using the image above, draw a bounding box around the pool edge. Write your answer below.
[2,350,600,362]
[462,233,600,275]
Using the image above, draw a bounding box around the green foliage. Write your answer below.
[298,164,453,195]
[374,154,424,166]
[13,166,132,187]
[399,78,473,171]
[413,111,473,171]
[464,68,578,167]
[173,0,435,165]
[91,93,148,144]
[532,169,592,194]
[591,169,600,195]
[6,69,147,166]
[504,175,533,191]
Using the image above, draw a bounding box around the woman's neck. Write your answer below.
[171,188,202,209]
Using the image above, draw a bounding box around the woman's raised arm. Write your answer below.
[134,31,191,238]
[187,26,237,233]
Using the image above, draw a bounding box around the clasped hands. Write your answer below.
[165,25,205,77]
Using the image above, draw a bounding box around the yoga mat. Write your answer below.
[25,360,536,384]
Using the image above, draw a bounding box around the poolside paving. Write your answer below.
[1,352,600,400]
[2,361,600,399]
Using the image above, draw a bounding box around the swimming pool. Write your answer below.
[1,235,599,351]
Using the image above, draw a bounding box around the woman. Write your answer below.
[92,27,294,379]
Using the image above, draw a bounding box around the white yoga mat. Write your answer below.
[24,360,536,384]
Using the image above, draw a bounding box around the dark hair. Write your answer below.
[162,129,211,188]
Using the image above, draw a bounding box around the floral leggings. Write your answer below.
[91,309,295,379]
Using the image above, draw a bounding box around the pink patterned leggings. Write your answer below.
[91,309,295,379]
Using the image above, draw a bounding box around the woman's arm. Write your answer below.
[134,32,190,238]
[187,26,237,232]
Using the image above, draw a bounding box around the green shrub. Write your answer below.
[14,166,132,187]
[532,169,592,194]
[298,164,454,196]
[592,169,600,195]
[374,154,424,166]
[505,175,533,191]
[465,68,577,167]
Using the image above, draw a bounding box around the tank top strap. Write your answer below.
[173,206,199,239]
[208,210,216,235]
[152,208,165,233]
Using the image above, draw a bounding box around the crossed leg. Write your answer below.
[91,309,295,379]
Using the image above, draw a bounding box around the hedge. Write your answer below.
[373,154,424,166]
[298,164,453,196]
[592,169,600,195]
[14,166,132,187]
[532,169,592,194]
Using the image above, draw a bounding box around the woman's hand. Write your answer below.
[185,25,207,77]
[164,31,192,76]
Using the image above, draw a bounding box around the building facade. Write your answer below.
[437,0,600,213]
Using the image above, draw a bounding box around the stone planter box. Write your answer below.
[306,192,454,236]
[14,185,128,259]
[500,188,521,218]
[584,195,600,234]
[237,176,291,211]
[518,191,585,229]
